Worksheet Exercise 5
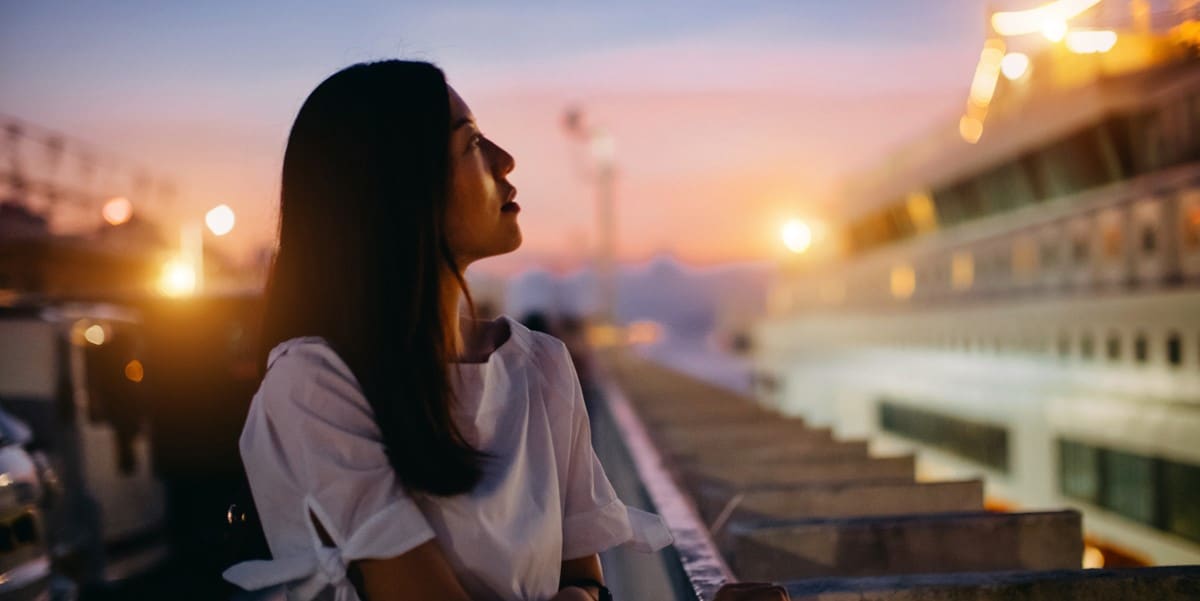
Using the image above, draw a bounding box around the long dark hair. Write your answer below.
[260,60,485,496]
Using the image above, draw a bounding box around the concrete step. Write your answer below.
[636,405,777,424]
[674,439,870,465]
[685,456,916,491]
[731,510,1084,581]
[696,479,984,527]
[781,566,1200,600]
[658,424,834,454]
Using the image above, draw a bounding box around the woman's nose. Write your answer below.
[488,140,515,176]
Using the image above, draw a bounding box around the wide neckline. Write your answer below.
[450,314,523,367]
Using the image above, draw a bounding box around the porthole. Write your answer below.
[1140,226,1158,255]
[1041,241,1059,268]
[1073,236,1090,264]
[1167,332,1182,367]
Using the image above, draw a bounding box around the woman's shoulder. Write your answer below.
[255,336,368,420]
[503,317,572,375]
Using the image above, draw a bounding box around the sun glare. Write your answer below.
[781,219,813,254]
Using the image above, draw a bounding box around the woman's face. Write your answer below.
[445,85,521,266]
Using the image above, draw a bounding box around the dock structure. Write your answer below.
[593,352,1200,600]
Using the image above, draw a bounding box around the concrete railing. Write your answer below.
[586,374,731,601]
[592,351,1200,600]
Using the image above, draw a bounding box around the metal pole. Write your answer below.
[181,222,204,293]
[597,161,616,325]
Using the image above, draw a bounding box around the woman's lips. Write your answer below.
[501,187,519,213]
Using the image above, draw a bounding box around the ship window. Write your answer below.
[1140,225,1158,256]
[1059,439,1200,544]
[1040,127,1114,197]
[1183,201,1200,251]
[1106,332,1122,362]
[878,400,1009,472]
[1103,450,1158,526]
[1020,153,1049,202]
[1072,234,1090,264]
[1041,240,1059,269]
[1101,223,1123,261]
[1164,459,1200,544]
[1134,333,1149,363]
[1057,333,1071,358]
[979,161,1036,213]
[1166,332,1182,367]
[1102,116,1138,177]
[1080,332,1095,360]
[1059,440,1101,503]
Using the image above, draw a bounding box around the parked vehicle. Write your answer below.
[0,302,168,592]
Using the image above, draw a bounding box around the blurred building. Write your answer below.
[0,200,241,302]
[756,9,1200,567]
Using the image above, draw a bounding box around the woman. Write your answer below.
[223,61,786,601]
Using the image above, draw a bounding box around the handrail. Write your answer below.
[597,375,733,601]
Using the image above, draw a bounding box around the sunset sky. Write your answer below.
[2,1,998,273]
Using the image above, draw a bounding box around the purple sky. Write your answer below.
[2,1,999,272]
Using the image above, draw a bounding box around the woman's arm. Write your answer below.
[555,554,604,600]
[351,539,473,601]
[355,549,605,601]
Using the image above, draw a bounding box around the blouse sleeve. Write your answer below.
[554,340,673,559]
[224,341,435,600]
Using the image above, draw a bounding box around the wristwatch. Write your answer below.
[562,577,613,601]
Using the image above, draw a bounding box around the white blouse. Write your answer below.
[223,316,672,601]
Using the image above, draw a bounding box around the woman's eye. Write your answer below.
[469,134,484,149]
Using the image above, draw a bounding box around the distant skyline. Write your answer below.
[2,1,997,273]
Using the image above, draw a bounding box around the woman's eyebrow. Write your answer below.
[451,117,476,132]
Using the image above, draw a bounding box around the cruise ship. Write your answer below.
[752,6,1200,568]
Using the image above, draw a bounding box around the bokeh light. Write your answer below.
[890,264,916,299]
[102,197,133,226]
[959,115,984,144]
[1066,30,1118,54]
[125,359,145,383]
[205,204,236,236]
[1041,19,1068,42]
[84,324,106,345]
[990,0,1101,36]
[1001,52,1030,80]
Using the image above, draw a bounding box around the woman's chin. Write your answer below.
[503,229,523,253]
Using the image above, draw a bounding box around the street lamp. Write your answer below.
[158,257,197,297]
[160,204,237,296]
[563,107,618,325]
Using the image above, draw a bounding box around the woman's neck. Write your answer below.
[441,272,466,359]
